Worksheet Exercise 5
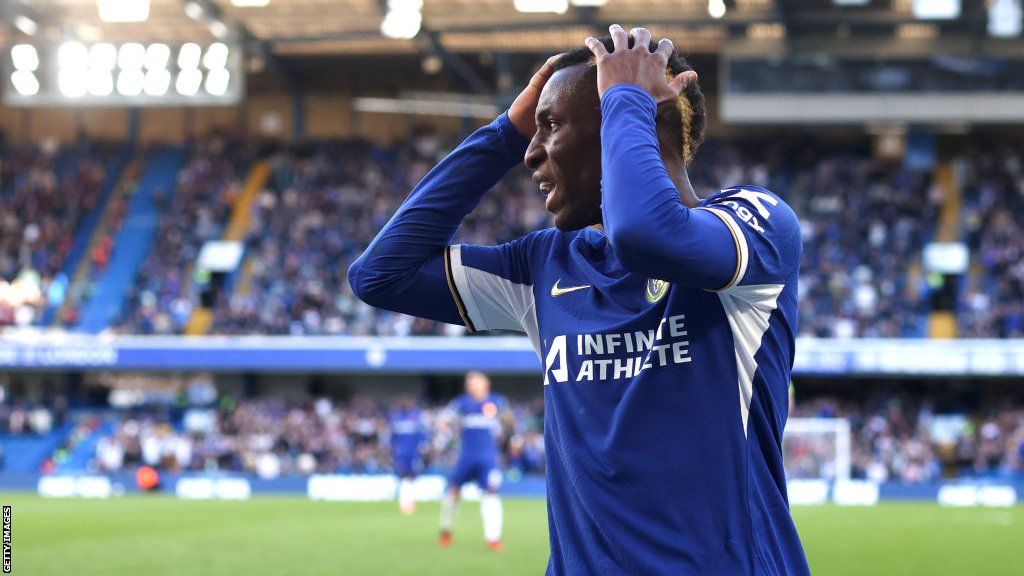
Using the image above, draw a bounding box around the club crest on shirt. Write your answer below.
[646,279,668,303]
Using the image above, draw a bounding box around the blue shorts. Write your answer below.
[394,454,421,479]
[449,458,501,492]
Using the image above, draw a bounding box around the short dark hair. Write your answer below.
[551,36,707,164]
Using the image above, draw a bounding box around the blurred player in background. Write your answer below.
[389,397,426,515]
[351,25,808,575]
[438,371,509,551]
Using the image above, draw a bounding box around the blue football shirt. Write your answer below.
[448,393,507,462]
[444,183,807,575]
[390,407,425,459]
[349,82,810,575]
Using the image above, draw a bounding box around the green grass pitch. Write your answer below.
[5,493,1024,575]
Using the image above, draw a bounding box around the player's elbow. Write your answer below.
[607,225,663,277]
[347,254,389,307]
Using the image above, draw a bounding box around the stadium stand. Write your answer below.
[5,132,1022,340]
[958,137,1024,338]
[0,140,126,327]
[117,136,255,334]
[19,132,936,338]
[84,395,546,479]
[33,390,1014,484]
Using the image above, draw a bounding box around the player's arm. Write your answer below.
[346,115,528,324]
[348,55,561,325]
[584,28,745,289]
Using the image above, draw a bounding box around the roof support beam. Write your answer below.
[419,28,492,94]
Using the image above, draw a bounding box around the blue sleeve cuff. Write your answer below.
[496,112,531,157]
[601,83,658,117]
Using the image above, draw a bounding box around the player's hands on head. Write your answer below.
[585,25,697,104]
[508,53,564,138]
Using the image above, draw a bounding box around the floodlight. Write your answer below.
[205,68,230,96]
[176,68,203,96]
[89,43,117,71]
[11,71,40,96]
[87,69,114,96]
[58,42,88,70]
[178,43,202,69]
[203,43,229,69]
[989,0,1022,37]
[13,15,38,36]
[144,69,171,96]
[11,45,39,72]
[709,0,726,19]
[116,69,145,96]
[513,0,568,13]
[118,43,146,70]
[380,9,422,39]
[58,69,87,97]
[98,0,150,23]
[912,0,961,19]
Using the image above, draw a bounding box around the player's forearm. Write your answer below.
[599,84,736,288]
[348,113,529,319]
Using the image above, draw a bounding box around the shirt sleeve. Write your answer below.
[598,83,739,290]
[695,186,802,289]
[444,233,539,340]
[347,112,530,326]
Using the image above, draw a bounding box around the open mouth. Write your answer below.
[533,173,558,212]
[541,183,559,213]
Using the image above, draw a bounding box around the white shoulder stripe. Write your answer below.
[717,283,784,437]
[697,206,749,290]
[448,245,489,331]
[447,245,541,358]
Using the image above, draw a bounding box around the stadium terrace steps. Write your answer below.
[0,422,75,473]
[77,147,188,334]
[224,161,270,242]
[52,159,143,328]
[934,161,962,244]
[184,160,270,336]
[233,257,256,298]
[41,146,131,326]
[185,308,213,336]
[928,160,963,339]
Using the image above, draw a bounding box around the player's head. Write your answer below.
[524,35,707,231]
[464,371,491,400]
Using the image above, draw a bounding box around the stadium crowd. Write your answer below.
[117,136,255,334]
[0,129,1020,338]
[65,390,1024,484]
[789,392,1024,483]
[89,395,546,479]
[958,137,1024,338]
[106,131,942,338]
[0,398,64,436]
[205,133,547,336]
[0,139,122,327]
[694,139,938,338]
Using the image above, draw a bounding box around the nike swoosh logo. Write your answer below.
[551,279,592,297]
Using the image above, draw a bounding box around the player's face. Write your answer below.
[525,65,603,231]
[465,373,490,400]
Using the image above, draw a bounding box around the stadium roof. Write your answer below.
[4,0,1022,58]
